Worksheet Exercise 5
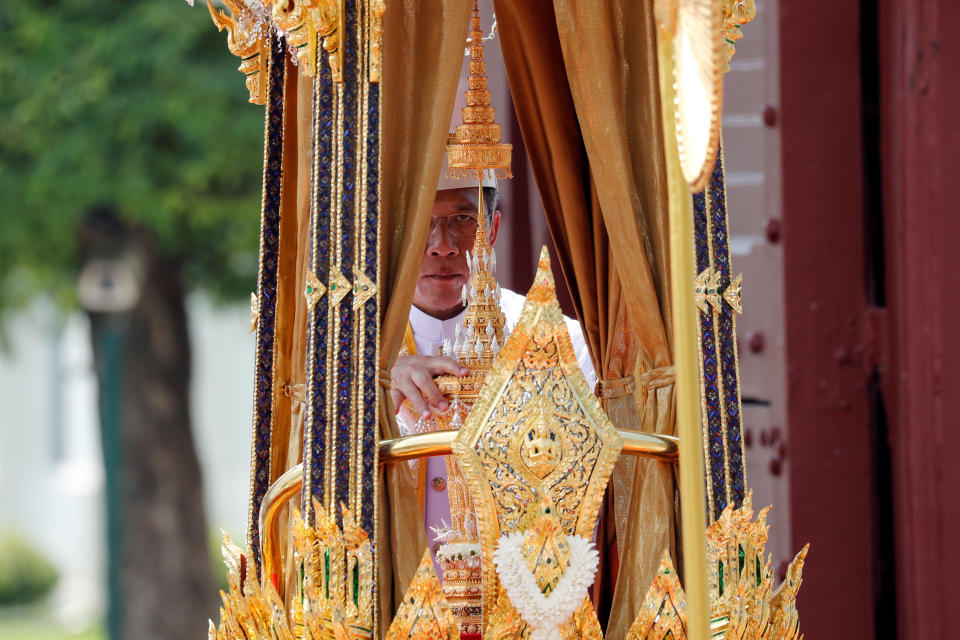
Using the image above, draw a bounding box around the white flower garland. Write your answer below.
[435,541,482,567]
[492,532,599,640]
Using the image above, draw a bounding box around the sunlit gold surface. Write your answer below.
[655,0,723,191]
[258,430,677,587]
[626,499,810,640]
[658,23,710,640]
[210,503,374,640]
[451,248,622,630]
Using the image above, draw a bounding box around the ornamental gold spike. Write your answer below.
[720,0,757,72]
[206,0,269,104]
[445,0,512,180]
[624,498,809,640]
[384,551,460,640]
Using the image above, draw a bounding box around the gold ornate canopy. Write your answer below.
[197,0,807,639]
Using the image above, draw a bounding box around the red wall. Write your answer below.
[779,2,878,637]
[879,0,960,637]
[782,0,960,637]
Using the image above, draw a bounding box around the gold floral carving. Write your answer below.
[272,0,343,80]
[305,271,327,310]
[452,247,623,628]
[720,0,757,72]
[351,267,377,310]
[206,0,269,105]
[695,267,742,315]
[626,552,688,640]
[208,500,374,640]
[305,0,345,81]
[694,268,723,314]
[368,0,386,82]
[723,273,743,314]
[384,550,461,640]
[626,497,809,640]
[207,0,344,85]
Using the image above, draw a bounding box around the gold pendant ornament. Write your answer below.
[452,247,621,630]
[492,503,599,640]
[626,497,809,640]
[384,551,461,640]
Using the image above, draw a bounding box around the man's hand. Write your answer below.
[390,355,468,418]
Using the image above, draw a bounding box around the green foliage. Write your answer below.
[0,534,59,606]
[0,0,265,312]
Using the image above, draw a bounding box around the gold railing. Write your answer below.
[258,429,679,588]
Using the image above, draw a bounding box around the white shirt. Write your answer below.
[399,289,597,552]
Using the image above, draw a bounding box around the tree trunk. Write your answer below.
[85,214,216,639]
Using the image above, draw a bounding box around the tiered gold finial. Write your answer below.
[428,195,505,638]
[412,5,514,632]
[441,194,507,379]
[446,0,513,180]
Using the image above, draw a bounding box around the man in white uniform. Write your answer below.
[389,180,596,551]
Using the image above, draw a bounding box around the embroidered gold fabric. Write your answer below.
[376,0,473,626]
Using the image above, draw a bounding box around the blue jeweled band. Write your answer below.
[248,34,287,576]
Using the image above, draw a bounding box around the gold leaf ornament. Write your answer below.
[206,0,270,104]
[492,503,600,640]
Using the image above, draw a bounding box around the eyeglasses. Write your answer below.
[430,213,479,236]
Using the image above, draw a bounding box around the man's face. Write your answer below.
[412,188,500,319]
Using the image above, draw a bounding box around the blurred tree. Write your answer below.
[0,1,264,638]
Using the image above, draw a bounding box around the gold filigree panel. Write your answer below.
[385,551,460,640]
[453,247,622,625]
[208,501,374,640]
[206,0,269,104]
[625,498,809,640]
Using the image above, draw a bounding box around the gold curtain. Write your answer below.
[495,1,676,637]
[377,0,472,630]
[277,59,322,606]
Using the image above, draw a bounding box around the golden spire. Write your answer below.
[445,0,512,181]
[435,187,508,416]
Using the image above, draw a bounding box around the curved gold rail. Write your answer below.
[258,429,678,593]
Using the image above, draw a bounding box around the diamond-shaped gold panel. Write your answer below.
[328,267,351,306]
[351,267,377,310]
[304,271,326,310]
[695,268,723,314]
[724,273,743,315]
[384,550,459,640]
[452,246,622,625]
